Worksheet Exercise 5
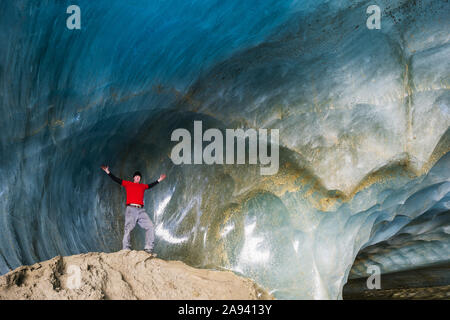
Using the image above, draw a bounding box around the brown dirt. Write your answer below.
[0,250,273,300]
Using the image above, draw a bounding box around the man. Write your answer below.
[101,165,166,256]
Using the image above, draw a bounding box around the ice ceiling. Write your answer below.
[0,0,449,299]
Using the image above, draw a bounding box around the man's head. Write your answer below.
[133,171,142,183]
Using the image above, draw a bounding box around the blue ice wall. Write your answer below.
[0,0,449,299]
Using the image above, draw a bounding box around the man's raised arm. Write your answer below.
[148,174,166,189]
[101,165,122,185]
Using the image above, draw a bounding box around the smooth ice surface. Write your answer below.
[0,0,449,299]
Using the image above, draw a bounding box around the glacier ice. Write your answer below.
[0,0,449,299]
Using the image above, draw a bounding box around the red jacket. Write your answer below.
[108,172,159,206]
[122,180,149,205]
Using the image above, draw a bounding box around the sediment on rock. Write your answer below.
[0,250,273,300]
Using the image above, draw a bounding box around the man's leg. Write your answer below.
[137,209,155,251]
[122,206,138,250]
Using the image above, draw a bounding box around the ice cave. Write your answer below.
[0,0,449,299]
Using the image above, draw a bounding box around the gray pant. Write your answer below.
[122,206,155,251]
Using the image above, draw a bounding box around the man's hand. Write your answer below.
[101,165,110,174]
[158,174,166,182]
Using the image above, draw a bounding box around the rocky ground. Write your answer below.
[344,285,450,299]
[0,250,273,300]
[343,263,450,300]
